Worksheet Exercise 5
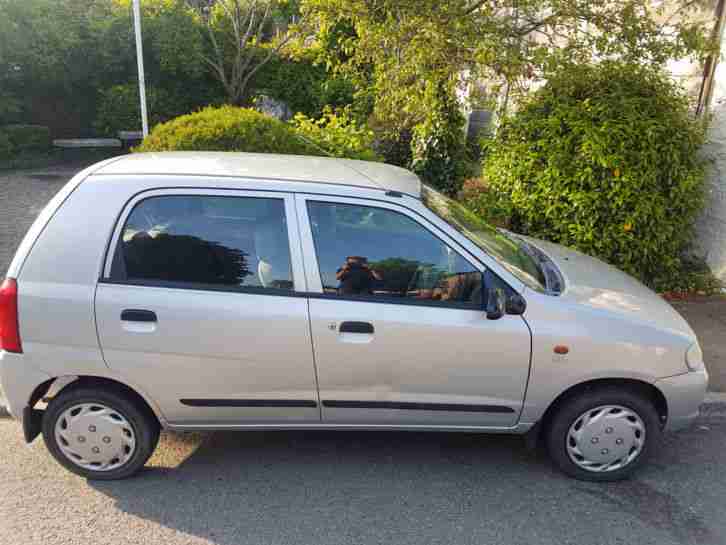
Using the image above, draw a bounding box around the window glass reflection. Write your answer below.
[121,196,293,290]
[307,201,483,306]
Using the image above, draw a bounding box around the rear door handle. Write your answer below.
[121,309,157,323]
[339,321,374,334]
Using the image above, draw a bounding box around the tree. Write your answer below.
[193,0,304,105]
[300,0,712,130]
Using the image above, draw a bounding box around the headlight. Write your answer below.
[686,342,704,372]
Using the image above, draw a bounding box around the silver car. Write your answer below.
[0,152,708,481]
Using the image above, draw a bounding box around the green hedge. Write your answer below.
[0,124,51,158]
[482,62,707,289]
[252,53,355,118]
[94,85,187,136]
[135,106,321,155]
[136,105,381,162]
[0,131,13,160]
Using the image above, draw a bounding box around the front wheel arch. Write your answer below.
[533,378,668,447]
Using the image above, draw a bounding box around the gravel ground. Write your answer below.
[2,417,726,545]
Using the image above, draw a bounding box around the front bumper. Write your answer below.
[0,351,51,420]
[656,369,709,432]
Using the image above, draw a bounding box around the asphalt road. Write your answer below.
[1,415,726,545]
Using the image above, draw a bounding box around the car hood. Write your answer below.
[519,236,696,341]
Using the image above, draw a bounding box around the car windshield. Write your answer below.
[421,185,546,291]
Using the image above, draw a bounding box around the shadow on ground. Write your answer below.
[88,426,722,545]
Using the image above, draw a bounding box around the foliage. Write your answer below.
[458,178,512,229]
[0,0,223,135]
[482,61,707,289]
[659,256,724,297]
[135,105,321,155]
[0,131,13,160]
[251,52,354,118]
[290,107,380,161]
[94,84,200,136]
[300,0,711,132]
[191,0,305,105]
[1,124,51,153]
[136,105,381,161]
[0,93,21,125]
[410,80,471,195]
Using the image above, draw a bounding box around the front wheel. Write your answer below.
[42,386,160,480]
[545,387,662,482]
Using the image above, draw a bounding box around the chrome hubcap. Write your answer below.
[566,405,645,473]
[54,403,136,472]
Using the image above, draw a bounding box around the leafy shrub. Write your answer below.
[459,178,512,229]
[1,124,51,152]
[410,81,471,195]
[135,105,321,155]
[251,52,355,119]
[0,131,13,160]
[483,62,707,289]
[94,84,198,136]
[0,92,21,125]
[291,107,381,161]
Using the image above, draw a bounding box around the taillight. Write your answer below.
[0,278,22,353]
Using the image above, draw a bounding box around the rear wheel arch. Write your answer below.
[41,376,164,430]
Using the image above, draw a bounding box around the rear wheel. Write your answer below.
[42,386,159,480]
[545,387,662,481]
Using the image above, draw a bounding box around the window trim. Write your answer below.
[102,188,306,293]
[296,194,493,311]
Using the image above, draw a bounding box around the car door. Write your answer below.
[297,194,532,428]
[95,188,320,425]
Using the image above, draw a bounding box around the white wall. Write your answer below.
[696,48,726,280]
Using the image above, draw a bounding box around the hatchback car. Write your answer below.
[0,152,707,481]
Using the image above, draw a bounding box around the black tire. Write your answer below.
[42,385,160,480]
[545,387,662,482]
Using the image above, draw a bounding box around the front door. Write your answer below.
[298,195,531,428]
[95,189,320,425]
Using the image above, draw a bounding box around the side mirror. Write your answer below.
[486,288,506,320]
[506,293,527,315]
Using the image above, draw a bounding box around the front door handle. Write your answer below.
[339,321,374,334]
[121,309,157,323]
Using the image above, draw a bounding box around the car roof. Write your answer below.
[93,152,423,198]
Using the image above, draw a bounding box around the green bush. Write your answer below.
[95,84,203,136]
[1,124,51,153]
[135,105,321,155]
[0,131,13,160]
[290,107,381,161]
[251,53,355,118]
[459,178,512,229]
[483,62,707,289]
[410,81,472,195]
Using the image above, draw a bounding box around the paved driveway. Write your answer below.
[0,165,78,276]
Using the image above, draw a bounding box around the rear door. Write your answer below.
[95,188,320,425]
[297,194,532,428]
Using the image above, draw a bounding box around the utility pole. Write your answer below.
[132,0,149,137]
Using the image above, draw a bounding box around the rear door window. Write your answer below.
[114,195,293,291]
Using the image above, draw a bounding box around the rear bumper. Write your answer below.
[656,369,709,432]
[0,351,51,420]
